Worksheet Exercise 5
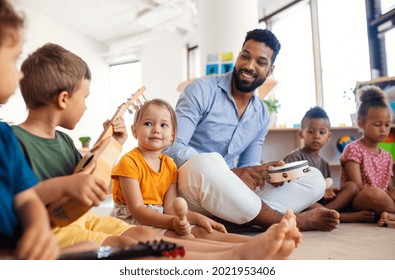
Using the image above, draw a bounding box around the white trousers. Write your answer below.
[177,152,325,224]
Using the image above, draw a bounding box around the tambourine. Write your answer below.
[267,160,310,183]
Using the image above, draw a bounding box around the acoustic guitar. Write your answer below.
[59,239,185,260]
[47,87,147,228]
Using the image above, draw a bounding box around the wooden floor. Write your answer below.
[289,223,395,260]
[92,198,395,260]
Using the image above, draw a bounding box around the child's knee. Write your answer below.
[343,181,359,195]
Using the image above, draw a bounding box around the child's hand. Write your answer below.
[64,163,109,206]
[324,187,340,200]
[195,214,228,234]
[172,216,192,235]
[16,223,59,260]
[103,117,128,145]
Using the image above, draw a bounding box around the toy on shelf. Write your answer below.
[336,135,356,153]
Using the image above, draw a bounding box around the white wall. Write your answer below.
[0,3,111,147]
[139,33,187,108]
[1,2,187,152]
[259,0,295,16]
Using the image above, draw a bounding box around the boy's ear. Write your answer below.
[297,130,303,139]
[57,91,69,109]
[327,131,332,142]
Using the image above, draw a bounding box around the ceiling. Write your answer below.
[18,0,275,61]
[20,0,199,58]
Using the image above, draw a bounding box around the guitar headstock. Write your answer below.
[124,86,148,115]
[97,86,149,143]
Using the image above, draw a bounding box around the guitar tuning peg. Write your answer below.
[127,108,133,114]
[132,104,140,110]
[137,95,147,106]
[135,99,143,107]
[141,94,148,102]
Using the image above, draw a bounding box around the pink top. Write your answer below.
[340,140,393,190]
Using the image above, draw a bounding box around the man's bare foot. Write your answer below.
[378,212,395,227]
[236,210,301,260]
[340,211,375,223]
[296,208,339,231]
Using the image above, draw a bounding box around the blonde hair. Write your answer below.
[134,98,177,146]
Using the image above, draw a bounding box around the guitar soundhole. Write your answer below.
[83,155,95,168]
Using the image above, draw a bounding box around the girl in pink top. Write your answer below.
[340,85,395,226]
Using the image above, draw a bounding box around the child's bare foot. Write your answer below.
[340,211,375,223]
[378,212,395,227]
[296,208,339,231]
[272,209,302,259]
[236,210,301,260]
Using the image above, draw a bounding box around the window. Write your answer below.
[187,45,200,80]
[270,2,316,127]
[264,0,370,127]
[381,0,395,13]
[385,28,395,76]
[318,0,371,126]
[366,0,395,77]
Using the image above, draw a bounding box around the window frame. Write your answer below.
[365,0,395,77]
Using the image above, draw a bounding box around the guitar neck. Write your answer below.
[94,86,146,144]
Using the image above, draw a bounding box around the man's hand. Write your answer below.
[232,160,285,191]
[232,166,264,191]
[263,160,286,187]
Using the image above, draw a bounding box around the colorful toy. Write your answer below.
[337,135,355,153]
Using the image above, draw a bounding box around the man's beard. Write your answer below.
[232,68,267,93]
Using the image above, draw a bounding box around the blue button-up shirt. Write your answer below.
[165,71,270,169]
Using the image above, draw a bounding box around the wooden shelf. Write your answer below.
[269,127,300,132]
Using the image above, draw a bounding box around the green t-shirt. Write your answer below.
[12,126,81,181]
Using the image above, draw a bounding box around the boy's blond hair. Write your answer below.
[0,0,24,47]
[19,43,91,109]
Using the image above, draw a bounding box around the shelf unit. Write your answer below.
[261,127,363,186]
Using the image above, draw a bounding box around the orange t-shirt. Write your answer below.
[111,148,177,205]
